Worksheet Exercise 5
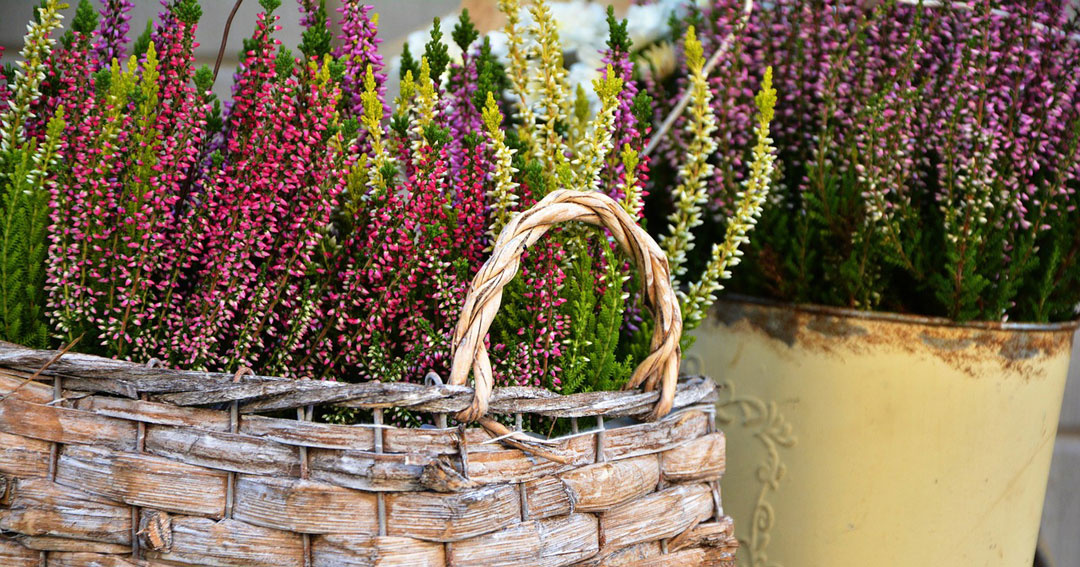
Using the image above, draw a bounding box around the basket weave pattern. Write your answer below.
[0,191,735,567]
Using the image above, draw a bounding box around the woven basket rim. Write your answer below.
[0,341,716,425]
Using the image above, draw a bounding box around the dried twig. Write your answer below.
[0,334,83,401]
[212,0,245,84]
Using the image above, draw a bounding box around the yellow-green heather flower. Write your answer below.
[29,106,65,193]
[574,65,623,192]
[409,57,440,163]
[682,67,778,330]
[482,92,519,243]
[618,144,643,218]
[1,0,66,155]
[415,57,438,132]
[361,64,391,191]
[570,84,591,149]
[498,0,536,153]
[528,0,571,173]
[395,69,417,115]
[658,25,718,281]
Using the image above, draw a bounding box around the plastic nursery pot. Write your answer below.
[686,296,1077,567]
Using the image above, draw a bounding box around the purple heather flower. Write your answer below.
[334,2,386,120]
[92,0,133,69]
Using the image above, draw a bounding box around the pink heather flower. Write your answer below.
[47,14,209,359]
[0,46,8,108]
[298,137,491,383]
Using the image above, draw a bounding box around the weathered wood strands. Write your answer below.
[0,342,734,566]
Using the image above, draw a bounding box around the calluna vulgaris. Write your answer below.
[651,0,1080,323]
[0,0,776,424]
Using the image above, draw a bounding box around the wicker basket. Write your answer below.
[0,190,735,567]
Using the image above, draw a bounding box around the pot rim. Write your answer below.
[717,294,1080,333]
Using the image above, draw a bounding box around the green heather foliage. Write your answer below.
[132,20,153,58]
[60,0,98,50]
[298,0,332,59]
[0,0,66,348]
[560,240,635,395]
[451,8,479,53]
[423,17,450,85]
[399,41,418,81]
[1,109,65,348]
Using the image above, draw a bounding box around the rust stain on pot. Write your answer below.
[712,298,1077,380]
[919,334,974,352]
[806,317,869,339]
[714,300,798,347]
[997,334,1044,361]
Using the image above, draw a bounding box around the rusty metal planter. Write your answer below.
[688,296,1077,567]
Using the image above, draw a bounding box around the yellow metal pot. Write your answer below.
[689,297,1077,567]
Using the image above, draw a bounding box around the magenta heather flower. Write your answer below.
[47,12,209,358]
[445,53,482,175]
[597,8,648,204]
[294,134,491,383]
[163,9,346,370]
[0,47,8,108]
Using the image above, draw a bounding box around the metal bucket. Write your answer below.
[688,297,1077,567]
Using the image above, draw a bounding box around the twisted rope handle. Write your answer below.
[449,190,683,422]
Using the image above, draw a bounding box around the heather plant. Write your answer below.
[475,0,651,394]
[0,0,774,425]
[165,3,346,371]
[47,0,207,359]
[651,0,1080,323]
[92,0,134,68]
[334,0,385,123]
[0,0,67,348]
[655,25,777,342]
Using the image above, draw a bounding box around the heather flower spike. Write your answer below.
[574,65,623,192]
[659,25,718,281]
[498,0,537,152]
[361,64,390,191]
[482,91,519,243]
[92,0,134,68]
[335,1,385,121]
[528,0,571,174]
[618,144,643,217]
[1,0,66,155]
[414,58,438,144]
[682,67,777,331]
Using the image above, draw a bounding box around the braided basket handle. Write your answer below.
[449,190,683,422]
